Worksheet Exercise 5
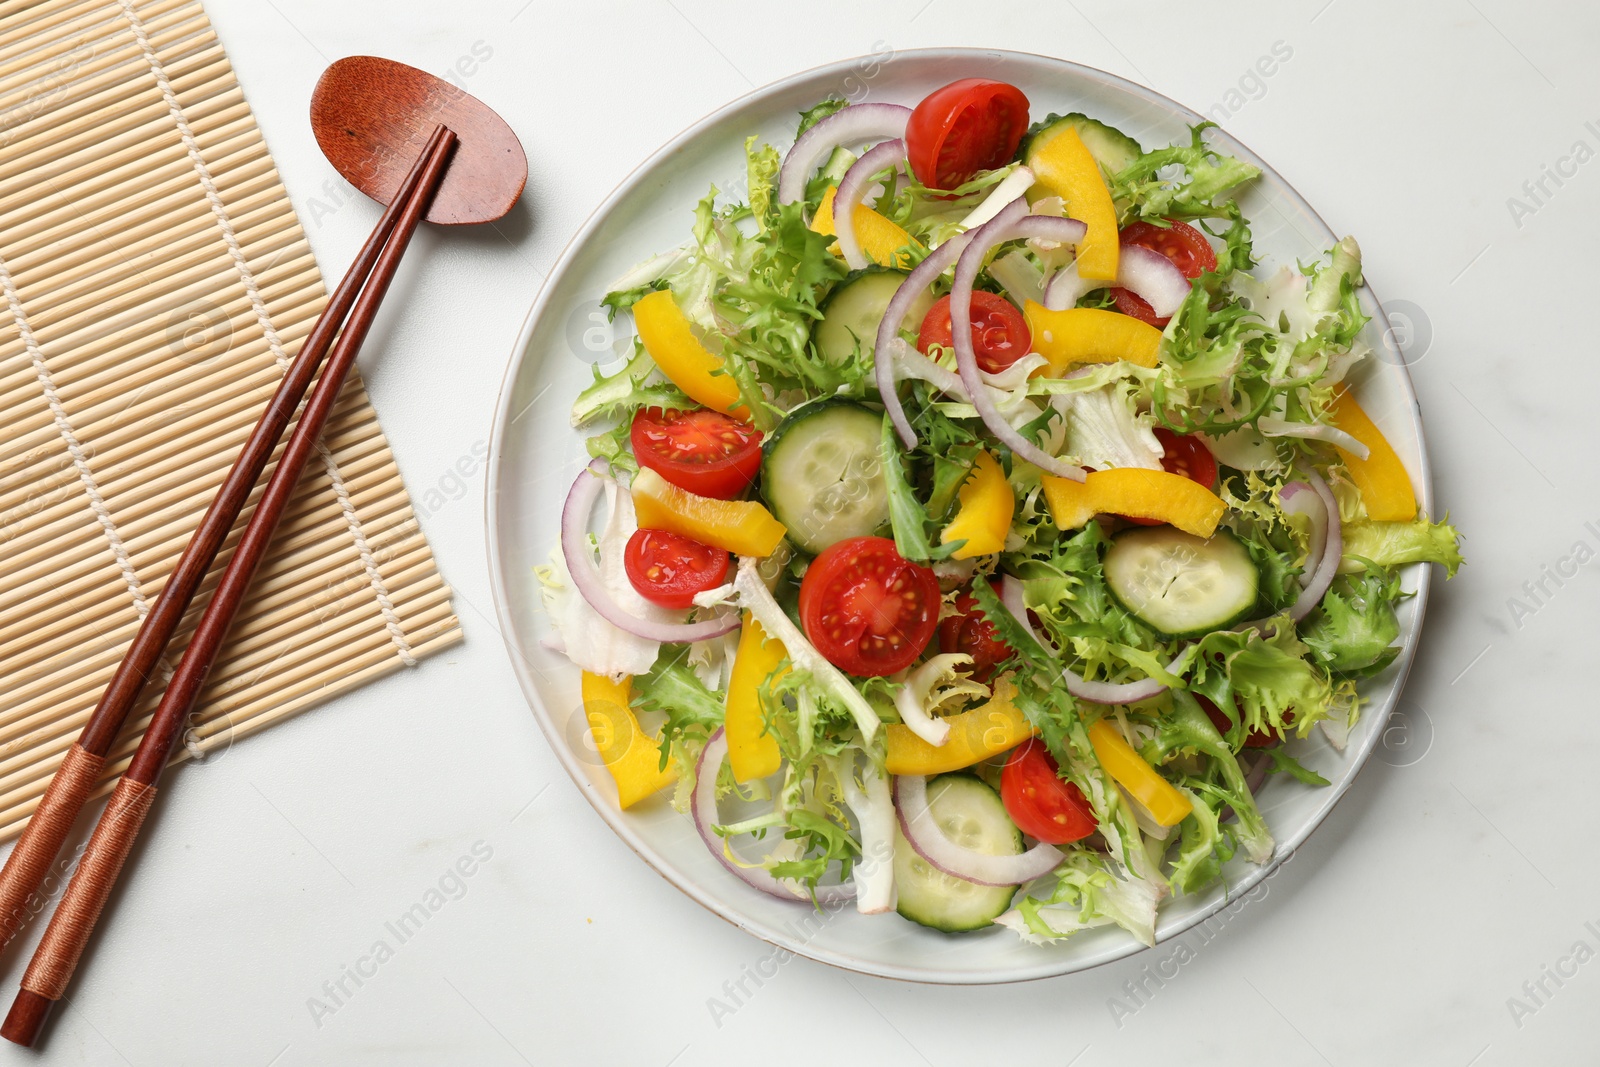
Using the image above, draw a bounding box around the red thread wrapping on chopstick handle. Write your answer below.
[0,746,106,949]
[20,778,156,1000]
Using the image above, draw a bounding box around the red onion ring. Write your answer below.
[1042,262,1094,311]
[1044,246,1189,316]
[1116,244,1191,319]
[832,138,906,271]
[561,461,740,643]
[950,204,1088,481]
[1278,482,1327,590]
[892,774,1063,887]
[874,232,973,447]
[997,574,1038,641]
[777,102,911,206]
[998,576,1178,705]
[1287,469,1343,622]
[1062,666,1171,707]
[692,729,856,905]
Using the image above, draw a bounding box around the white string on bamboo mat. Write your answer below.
[118,0,417,667]
[0,254,151,621]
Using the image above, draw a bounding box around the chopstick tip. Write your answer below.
[1,988,53,1048]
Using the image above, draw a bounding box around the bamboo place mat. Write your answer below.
[0,0,463,841]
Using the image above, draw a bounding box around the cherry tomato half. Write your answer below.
[1199,694,1288,749]
[917,291,1032,374]
[630,408,762,500]
[799,537,941,677]
[906,79,1031,190]
[623,528,730,609]
[1126,429,1218,527]
[1000,739,1098,844]
[937,587,1013,683]
[1110,219,1219,328]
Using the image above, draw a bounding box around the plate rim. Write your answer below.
[484,46,1433,985]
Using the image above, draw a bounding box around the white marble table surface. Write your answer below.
[0,1,1592,1063]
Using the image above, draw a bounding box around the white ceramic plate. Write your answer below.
[486,48,1433,984]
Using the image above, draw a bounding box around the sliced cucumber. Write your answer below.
[760,399,889,555]
[1023,112,1144,179]
[1103,527,1260,638]
[895,775,1021,933]
[815,269,933,366]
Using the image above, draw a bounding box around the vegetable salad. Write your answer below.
[539,78,1462,946]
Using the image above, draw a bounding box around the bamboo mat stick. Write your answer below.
[0,116,256,220]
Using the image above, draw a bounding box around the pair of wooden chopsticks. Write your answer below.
[0,122,458,1048]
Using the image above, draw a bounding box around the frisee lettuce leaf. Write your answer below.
[880,413,944,562]
[570,344,694,429]
[1109,122,1261,221]
[796,97,848,137]
[1149,692,1275,865]
[632,646,725,771]
[745,136,780,233]
[1264,747,1330,787]
[997,850,1162,946]
[1342,516,1463,577]
[1166,783,1233,895]
[1155,240,1370,438]
[1192,621,1335,740]
[1300,568,1406,678]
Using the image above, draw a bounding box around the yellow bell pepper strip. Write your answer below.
[1328,388,1418,522]
[811,186,921,269]
[941,451,1014,559]
[725,614,786,783]
[1023,302,1162,372]
[1041,467,1227,538]
[886,681,1034,776]
[1025,126,1119,280]
[631,289,750,422]
[580,672,676,809]
[631,467,787,558]
[1087,719,1192,827]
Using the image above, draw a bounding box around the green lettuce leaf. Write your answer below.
[1342,516,1463,577]
[970,582,1161,885]
[612,180,851,424]
[569,345,693,428]
[1165,783,1232,895]
[997,849,1163,946]
[1192,621,1334,739]
[1219,471,1305,612]
[1109,123,1261,221]
[796,97,847,137]
[1010,523,1169,672]
[1300,569,1405,678]
[908,383,984,523]
[1055,379,1163,471]
[1263,747,1330,787]
[632,647,725,769]
[1155,238,1370,439]
[879,413,963,563]
[1148,691,1274,866]
[745,135,781,233]
[584,419,637,477]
